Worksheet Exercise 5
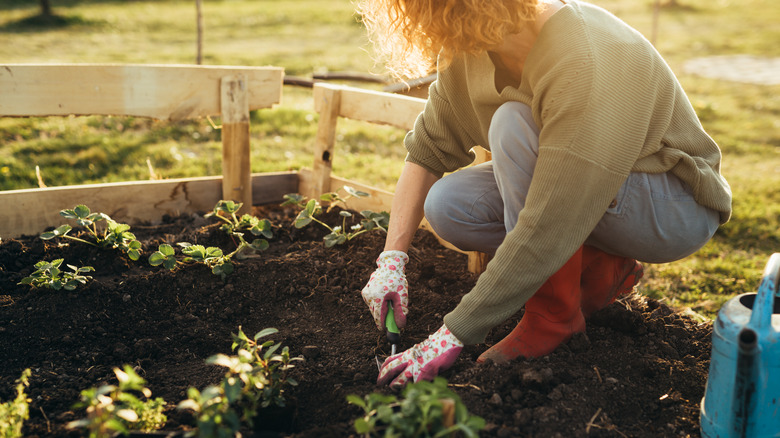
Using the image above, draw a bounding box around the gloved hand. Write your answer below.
[361,250,409,330]
[377,325,463,387]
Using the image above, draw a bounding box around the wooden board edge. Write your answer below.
[0,172,298,239]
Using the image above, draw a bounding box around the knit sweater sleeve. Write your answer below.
[403,62,483,178]
[444,4,679,344]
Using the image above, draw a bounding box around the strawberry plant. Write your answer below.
[0,369,31,438]
[148,240,264,279]
[40,205,142,261]
[148,200,272,278]
[205,200,274,242]
[18,259,94,291]
[347,377,485,438]
[179,243,236,279]
[282,186,389,247]
[178,327,302,437]
[67,365,166,438]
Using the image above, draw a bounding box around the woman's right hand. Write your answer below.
[361,250,409,330]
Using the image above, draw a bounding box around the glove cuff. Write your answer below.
[376,250,409,268]
[437,324,465,348]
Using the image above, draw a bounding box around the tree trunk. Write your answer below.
[40,0,52,17]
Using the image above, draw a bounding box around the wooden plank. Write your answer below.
[306,85,342,198]
[0,172,298,239]
[220,75,252,213]
[0,64,283,120]
[313,83,425,131]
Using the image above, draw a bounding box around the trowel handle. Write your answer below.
[385,307,401,345]
[749,252,780,330]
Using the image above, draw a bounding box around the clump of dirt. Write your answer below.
[0,203,712,437]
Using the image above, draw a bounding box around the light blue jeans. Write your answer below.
[424,102,720,263]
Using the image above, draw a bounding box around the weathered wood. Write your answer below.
[221,75,252,213]
[0,172,298,239]
[0,64,282,120]
[305,84,342,198]
[313,83,425,131]
[467,251,491,275]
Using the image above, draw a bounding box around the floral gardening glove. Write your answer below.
[361,250,409,330]
[377,325,464,387]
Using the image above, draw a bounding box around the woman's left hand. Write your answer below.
[377,325,464,387]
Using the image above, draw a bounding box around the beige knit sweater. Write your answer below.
[403,1,732,345]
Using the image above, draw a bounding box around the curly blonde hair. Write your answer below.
[356,0,541,79]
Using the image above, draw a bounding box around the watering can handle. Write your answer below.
[748,252,780,330]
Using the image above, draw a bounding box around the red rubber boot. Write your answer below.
[580,245,644,318]
[477,247,585,364]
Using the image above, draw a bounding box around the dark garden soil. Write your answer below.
[0,203,713,437]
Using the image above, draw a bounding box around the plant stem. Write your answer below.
[63,235,98,247]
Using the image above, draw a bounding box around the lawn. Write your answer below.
[1,0,779,317]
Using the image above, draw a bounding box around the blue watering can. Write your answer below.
[700,252,780,437]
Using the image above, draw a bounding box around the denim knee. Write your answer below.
[488,102,538,158]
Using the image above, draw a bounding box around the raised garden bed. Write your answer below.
[0,201,712,437]
[1,64,713,437]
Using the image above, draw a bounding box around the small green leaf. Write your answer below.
[213,262,233,276]
[354,418,371,434]
[293,210,313,229]
[74,204,91,218]
[163,258,176,270]
[280,193,306,207]
[249,239,269,251]
[149,252,166,266]
[320,192,339,203]
[205,247,223,258]
[254,327,278,341]
[40,224,72,240]
[343,185,369,198]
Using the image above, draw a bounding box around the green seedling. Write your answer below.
[148,244,178,271]
[18,259,94,291]
[67,365,166,438]
[347,377,485,438]
[40,205,142,261]
[180,243,235,278]
[283,186,389,247]
[148,243,231,277]
[148,239,268,279]
[178,327,302,437]
[320,185,370,213]
[205,200,274,242]
[0,369,31,438]
[205,200,273,259]
[148,200,272,278]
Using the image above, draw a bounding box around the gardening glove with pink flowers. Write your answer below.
[377,325,464,387]
[361,250,409,330]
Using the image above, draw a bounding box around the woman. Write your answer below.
[358,0,732,387]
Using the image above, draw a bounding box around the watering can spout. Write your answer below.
[700,253,780,438]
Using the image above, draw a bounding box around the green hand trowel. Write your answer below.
[375,306,401,371]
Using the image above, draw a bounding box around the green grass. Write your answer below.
[2,0,779,318]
